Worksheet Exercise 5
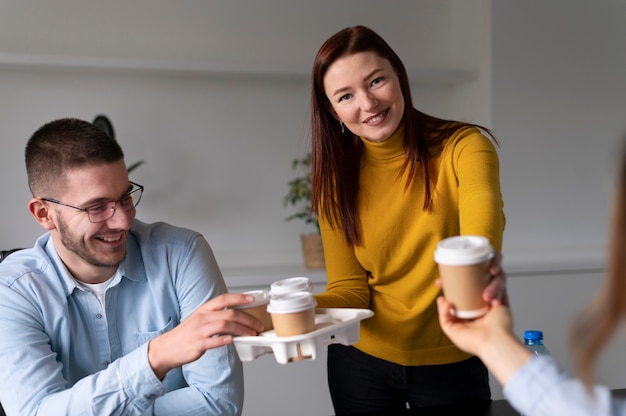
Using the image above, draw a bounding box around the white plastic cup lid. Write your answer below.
[232,290,270,309]
[434,235,494,266]
[270,277,313,295]
[267,291,317,314]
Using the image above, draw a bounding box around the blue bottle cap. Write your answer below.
[524,330,544,340]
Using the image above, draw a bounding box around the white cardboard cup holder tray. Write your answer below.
[233,308,374,364]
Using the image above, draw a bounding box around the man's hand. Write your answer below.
[148,293,264,380]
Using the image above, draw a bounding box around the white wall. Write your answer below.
[494,0,626,271]
[491,0,626,401]
[0,0,479,269]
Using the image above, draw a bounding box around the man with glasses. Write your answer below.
[0,118,263,415]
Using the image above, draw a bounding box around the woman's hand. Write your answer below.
[437,295,532,386]
[437,295,511,356]
[482,251,509,305]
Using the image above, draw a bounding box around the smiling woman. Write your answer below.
[322,51,405,143]
[308,25,506,414]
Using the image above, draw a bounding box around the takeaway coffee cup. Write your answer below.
[267,291,317,336]
[434,235,494,319]
[270,276,314,297]
[232,290,273,331]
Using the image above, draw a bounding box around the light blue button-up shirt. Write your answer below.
[0,220,243,415]
[504,355,626,415]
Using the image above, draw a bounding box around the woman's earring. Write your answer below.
[340,121,345,133]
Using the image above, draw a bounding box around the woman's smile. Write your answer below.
[324,51,404,143]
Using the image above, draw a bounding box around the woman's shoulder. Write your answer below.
[442,126,497,153]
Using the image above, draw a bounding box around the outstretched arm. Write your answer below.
[148,293,262,380]
[436,296,531,386]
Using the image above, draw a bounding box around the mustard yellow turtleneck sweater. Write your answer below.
[315,125,505,366]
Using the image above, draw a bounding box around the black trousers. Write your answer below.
[327,344,491,415]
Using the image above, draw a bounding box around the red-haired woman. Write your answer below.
[310,25,507,414]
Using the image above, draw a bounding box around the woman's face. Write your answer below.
[323,51,405,143]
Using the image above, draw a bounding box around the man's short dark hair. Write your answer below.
[25,118,125,197]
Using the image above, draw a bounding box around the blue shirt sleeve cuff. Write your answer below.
[118,342,166,407]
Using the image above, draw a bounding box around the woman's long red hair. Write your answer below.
[309,26,496,245]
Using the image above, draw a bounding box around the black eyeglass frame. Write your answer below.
[40,181,144,223]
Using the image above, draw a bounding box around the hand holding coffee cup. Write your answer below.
[434,236,494,319]
[231,290,273,331]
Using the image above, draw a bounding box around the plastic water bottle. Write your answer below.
[523,330,551,358]
[521,331,551,416]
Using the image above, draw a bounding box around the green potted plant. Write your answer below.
[283,153,325,269]
[93,115,145,173]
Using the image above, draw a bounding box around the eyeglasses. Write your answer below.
[41,181,144,223]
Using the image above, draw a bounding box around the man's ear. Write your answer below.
[28,198,56,231]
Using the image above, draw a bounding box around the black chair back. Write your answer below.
[1,249,23,414]
[0,249,23,415]
[0,248,23,263]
